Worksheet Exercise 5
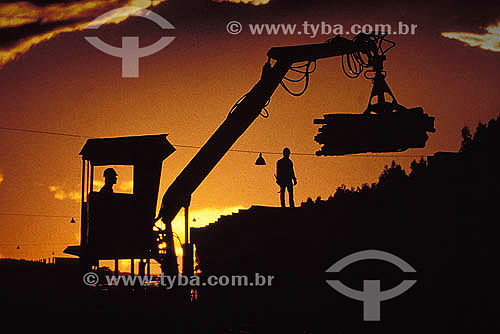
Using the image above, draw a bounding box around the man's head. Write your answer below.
[103,168,118,185]
[283,147,291,158]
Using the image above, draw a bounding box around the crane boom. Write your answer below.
[156,35,391,273]
[158,59,290,223]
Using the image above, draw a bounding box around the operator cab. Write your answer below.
[64,134,175,269]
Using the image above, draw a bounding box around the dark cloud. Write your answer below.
[1,0,499,67]
[0,19,81,48]
[0,0,166,67]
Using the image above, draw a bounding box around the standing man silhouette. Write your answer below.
[276,147,297,208]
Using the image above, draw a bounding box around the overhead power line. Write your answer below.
[0,126,429,158]
[0,242,76,246]
[0,213,77,218]
[0,127,85,138]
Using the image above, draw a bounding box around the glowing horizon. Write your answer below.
[1,1,498,263]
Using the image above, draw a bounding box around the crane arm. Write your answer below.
[157,59,291,226]
[155,35,383,273]
[266,35,372,62]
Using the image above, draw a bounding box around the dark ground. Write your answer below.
[2,117,500,332]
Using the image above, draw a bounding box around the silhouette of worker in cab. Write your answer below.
[99,168,117,194]
[276,148,297,208]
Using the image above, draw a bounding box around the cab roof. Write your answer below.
[80,134,175,165]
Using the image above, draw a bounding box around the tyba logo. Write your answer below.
[326,249,417,321]
[85,7,175,77]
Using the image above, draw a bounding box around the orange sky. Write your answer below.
[1,0,499,266]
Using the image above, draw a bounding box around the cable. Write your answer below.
[172,145,426,158]
[0,127,91,138]
[227,93,248,117]
[172,232,184,248]
[277,34,394,94]
[340,33,396,80]
[0,213,77,218]
[0,242,76,246]
[342,53,363,78]
[280,60,316,97]
[0,126,430,158]
[0,127,87,138]
[260,98,270,118]
[227,93,270,119]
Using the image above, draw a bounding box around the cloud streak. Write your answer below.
[442,20,500,52]
[92,179,133,192]
[48,178,133,201]
[0,0,272,68]
[48,185,81,201]
[0,0,168,68]
[213,0,271,5]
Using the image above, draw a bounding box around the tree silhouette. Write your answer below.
[377,160,408,188]
[460,125,473,153]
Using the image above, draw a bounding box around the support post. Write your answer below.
[184,200,190,245]
[182,196,194,276]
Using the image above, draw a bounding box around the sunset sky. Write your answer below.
[1,0,499,269]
